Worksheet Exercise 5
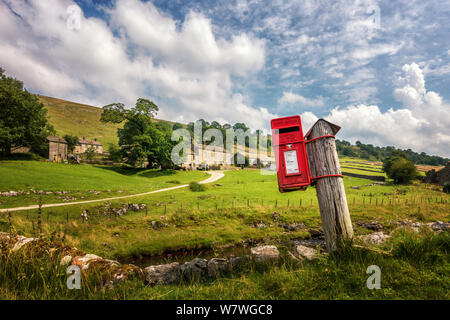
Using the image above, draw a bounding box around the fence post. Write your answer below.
[305,119,353,252]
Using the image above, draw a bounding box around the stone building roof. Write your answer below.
[78,137,102,146]
[46,136,67,144]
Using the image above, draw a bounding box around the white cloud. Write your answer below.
[304,62,450,157]
[0,0,273,130]
[278,91,325,107]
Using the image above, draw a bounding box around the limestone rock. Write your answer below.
[428,221,450,231]
[12,236,37,252]
[72,254,102,270]
[144,262,181,285]
[250,245,279,262]
[180,258,208,279]
[295,245,318,260]
[60,255,73,266]
[207,258,229,277]
[229,256,249,269]
[361,232,389,245]
[357,221,383,231]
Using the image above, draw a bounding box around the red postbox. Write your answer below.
[271,115,310,192]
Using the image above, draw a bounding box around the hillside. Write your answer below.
[37,95,178,147]
[37,95,122,146]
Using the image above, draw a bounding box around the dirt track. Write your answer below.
[0,171,225,213]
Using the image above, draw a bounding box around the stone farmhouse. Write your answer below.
[74,137,103,155]
[46,136,104,162]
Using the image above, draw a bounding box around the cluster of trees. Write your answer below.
[182,119,271,150]
[0,68,55,157]
[101,99,175,168]
[336,139,449,166]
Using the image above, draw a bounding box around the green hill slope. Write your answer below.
[37,95,179,147]
[37,95,122,146]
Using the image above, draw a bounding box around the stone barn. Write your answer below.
[424,162,450,186]
[47,136,68,162]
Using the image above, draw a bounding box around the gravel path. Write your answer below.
[0,171,225,213]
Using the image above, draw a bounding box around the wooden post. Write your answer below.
[305,119,353,252]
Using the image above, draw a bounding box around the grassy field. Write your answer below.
[0,157,449,299]
[0,160,208,208]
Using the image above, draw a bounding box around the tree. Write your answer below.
[0,68,55,156]
[107,143,122,162]
[383,151,417,184]
[63,134,78,154]
[100,99,175,168]
[382,150,408,174]
[85,145,96,160]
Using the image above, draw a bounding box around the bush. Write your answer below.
[189,182,206,192]
[383,153,417,184]
[444,181,450,193]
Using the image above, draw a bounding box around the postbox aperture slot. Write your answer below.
[278,126,300,134]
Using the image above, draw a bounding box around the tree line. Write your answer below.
[336,139,449,166]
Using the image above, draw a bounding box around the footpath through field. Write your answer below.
[0,171,225,213]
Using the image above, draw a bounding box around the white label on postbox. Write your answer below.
[284,150,300,174]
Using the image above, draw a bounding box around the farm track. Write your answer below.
[0,171,225,213]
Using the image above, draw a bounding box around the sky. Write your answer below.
[0,0,449,157]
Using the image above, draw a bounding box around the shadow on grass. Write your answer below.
[94,165,177,178]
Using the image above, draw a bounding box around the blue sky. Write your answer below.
[0,0,449,157]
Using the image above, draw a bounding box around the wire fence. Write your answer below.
[2,194,449,232]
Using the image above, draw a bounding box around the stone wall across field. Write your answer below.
[342,171,386,182]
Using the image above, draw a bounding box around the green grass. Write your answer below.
[0,157,449,299]
[2,161,448,259]
[1,229,448,299]
[0,160,207,208]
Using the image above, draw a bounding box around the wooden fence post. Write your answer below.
[305,119,354,252]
